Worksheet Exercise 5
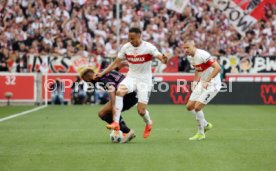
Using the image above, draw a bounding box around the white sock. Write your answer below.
[114,96,123,123]
[142,110,152,125]
[191,109,197,117]
[195,110,208,134]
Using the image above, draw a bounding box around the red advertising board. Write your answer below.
[0,74,35,102]
[0,73,275,104]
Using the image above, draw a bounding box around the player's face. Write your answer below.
[183,44,194,56]
[128,32,141,47]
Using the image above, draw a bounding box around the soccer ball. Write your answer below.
[110,130,123,143]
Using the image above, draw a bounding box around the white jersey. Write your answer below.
[118,41,162,80]
[188,49,221,86]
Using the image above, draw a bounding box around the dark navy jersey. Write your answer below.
[98,70,125,90]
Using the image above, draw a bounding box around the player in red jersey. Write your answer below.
[97,27,168,138]
[184,41,222,140]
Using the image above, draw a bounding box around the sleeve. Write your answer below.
[117,44,126,60]
[149,43,162,58]
[201,51,214,65]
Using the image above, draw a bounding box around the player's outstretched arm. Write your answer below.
[97,58,123,78]
[157,54,168,64]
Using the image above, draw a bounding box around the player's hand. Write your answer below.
[96,72,104,78]
[202,81,210,89]
[161,54,168,64]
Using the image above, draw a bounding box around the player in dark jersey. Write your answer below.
[80,68,137,143]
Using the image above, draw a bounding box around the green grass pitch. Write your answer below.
[0,105,276,171]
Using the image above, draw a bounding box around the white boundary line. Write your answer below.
[0,105,47,122]
[0,100,35,102]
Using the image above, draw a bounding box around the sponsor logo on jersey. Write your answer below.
[125,54,153,64]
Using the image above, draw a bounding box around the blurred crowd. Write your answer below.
[0,0,276,73]
[49,76,108,105]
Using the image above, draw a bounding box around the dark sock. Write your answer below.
[100,113,130,134]
[119,116,130,134]
[100,114,113,124]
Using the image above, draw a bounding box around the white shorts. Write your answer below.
[119,76,152,104]
[189,82,221,104]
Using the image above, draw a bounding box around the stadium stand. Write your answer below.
[0,0,275,73]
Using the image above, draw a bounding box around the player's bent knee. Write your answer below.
[137,106,146,115]
[186,105,194,111]
[194,106,202,112]
[137,109,146,115]
[116,91,123,96]
[116,85,128,96]
[98,111,104,119]
[186,102,195,111]
[194,102,205,112]
[186,101,196,111]
[116,90,127,97]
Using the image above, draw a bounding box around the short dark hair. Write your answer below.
[80,68,94,79]
[129,27,141,34]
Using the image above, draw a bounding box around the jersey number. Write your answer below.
[205,94,211,102]
[5,76,16,85]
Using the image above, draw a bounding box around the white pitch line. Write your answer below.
[0,105,47,122]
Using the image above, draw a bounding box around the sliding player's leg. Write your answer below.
[99,101,130,134]
[122,92,138,111]
[107,77,134,130]
[120,92,139,143]
[104,111,136,144]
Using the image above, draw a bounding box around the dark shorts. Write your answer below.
[122,92,138,112]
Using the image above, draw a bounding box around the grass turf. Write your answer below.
[0,105,276,171]
[0,106,35,119]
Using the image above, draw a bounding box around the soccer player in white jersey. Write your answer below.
[97,27,168,138]
[184,41,222,140]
